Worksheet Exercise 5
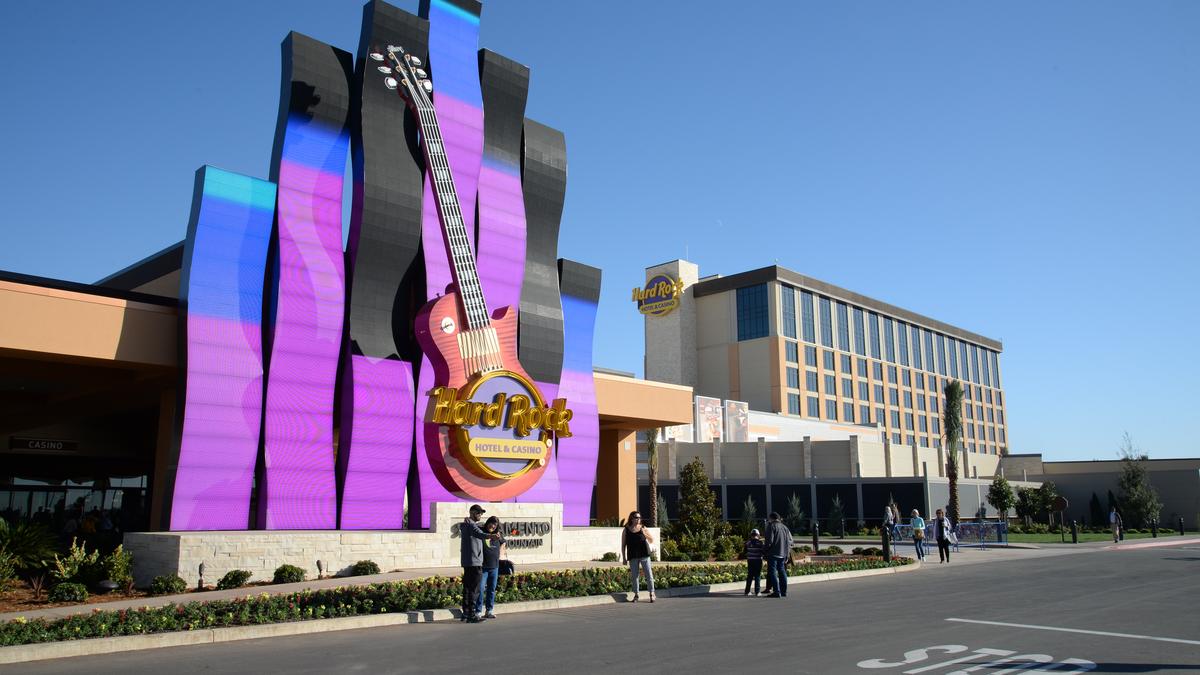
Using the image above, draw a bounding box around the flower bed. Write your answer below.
[0,559,910,647]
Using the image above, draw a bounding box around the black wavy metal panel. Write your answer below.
[520,118,568,384]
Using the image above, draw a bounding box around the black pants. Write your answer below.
[937,538,951,562]
[745,559,763,594]
[462,566,482,617]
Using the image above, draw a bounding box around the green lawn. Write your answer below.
[1007,530,1186,543]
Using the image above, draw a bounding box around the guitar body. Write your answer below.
[414,290,550,499]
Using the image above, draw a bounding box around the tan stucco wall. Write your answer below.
[764,442,804,478]
[721,442,759,479]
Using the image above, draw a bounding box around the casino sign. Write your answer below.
[425,369,572,483]
[633,274,684,317]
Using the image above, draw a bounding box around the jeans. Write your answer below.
[913,536,925,560]
[476,567,498,613]
[628,556,654,595]
[745,559,763,594]
[462,566,482,617]
[766,556,788,596]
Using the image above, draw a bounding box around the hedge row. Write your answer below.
[0,559,909,647]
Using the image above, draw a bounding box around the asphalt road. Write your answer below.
[10,543,1200,674]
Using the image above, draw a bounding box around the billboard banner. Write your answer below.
[724,400,749,442]
[695,396,723,443]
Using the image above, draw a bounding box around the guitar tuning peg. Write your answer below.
[384,77,398,90]
[422,80,433,93]
[408,55,422,67]
[414,68,427,79]
[376,66,392,75]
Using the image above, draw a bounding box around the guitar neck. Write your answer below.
[413,102,490,331]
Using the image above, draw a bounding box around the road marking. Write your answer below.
[946,618,1200,646]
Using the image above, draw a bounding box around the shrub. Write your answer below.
[273,564,306,584]
[794,545,813,554]
[824,545,844,555]
[713,535,741,562]
[216,569,253,590]
[598,552,619,562]
[0,551,16,592]
[677,531,714,561]
[148,574,188,596]
[102,545,133,586]
[350,560,381,576]
[48,582,88,603]
[660,539,690,562]
[0,520,57,574]
[51,539,103,587]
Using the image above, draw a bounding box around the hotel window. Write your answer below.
[818,297,834,348]
[936,334,946,375]
[964,387,972,401]
[890,410,900,427]
[859,382,870,400]
[860,405,870,423]
[998,410,1004,424]
[924,329,935,373]
[853,307,867,356]
[841,354,852,373]
[929,376,938,392]
[893,433,902,444]
[988,426,996,441]
[919,416,928,433]
[837,302,851,352]
[869,312,881,358]
[873,362,883,380]
[972,345,982,385]
[987,408,994,423]
[948,337,959,379]
[902,370,911,387]
[898,321,910,366]
[911,325,923,370]
[934,438,942,449]
[736,284,769,340]
[915,372,924,389]
[1000,428,1006,443]
[906,435,915,446]
[876,407,885,425]
[985,389,993,404]
[806,371,819,391]
[920,436,929,448]
[991,351,1000,387]
[976,405,983,419]
[904,391,913,408]
[857,357,867,376]
[967,425,975,439]
[932,418,941,434]
[826,399,838,420]
[978,424,985,441]
[981,347,991,386]
[961,342,972,383]
[887,365,897,383]
[780,285,797,339]
[824,374,837,394]
[844,402,855,422]
[807,396,820,418]
[931,397,939,413]
[805,345,818,366]
[786,341,799,363]
[883,317,896,363]
[842,377,853,397]
[787,367,800,389]
[823,350,835,370]
[788,394,801,415]
[917,394,926,411]
[976,385,983,400]
[905,413,914,430]
[800,291,816,343]
[966,405,974,420]
[889,388,899,405]
[874,384,884,402]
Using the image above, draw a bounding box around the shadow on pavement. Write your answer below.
[1088,665,1200,673]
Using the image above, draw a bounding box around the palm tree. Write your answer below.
[645,429,660,527]
[943,380,964,527]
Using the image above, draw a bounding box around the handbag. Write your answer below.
[913,528,925,540]
[498,559,515,576]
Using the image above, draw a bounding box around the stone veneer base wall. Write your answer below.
[125,502,657,585]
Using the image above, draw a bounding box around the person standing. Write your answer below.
[910,509,927,561]
[621,510,656,602]
[476,516,506,619]
[743,528,766,595]
[1110,507,1123,543]
[764,512,794,598]
[460,504,498,623]
[933,508,953,563]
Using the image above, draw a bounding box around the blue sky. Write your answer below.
[1,1,1197,461]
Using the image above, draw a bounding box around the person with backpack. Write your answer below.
[743,528,766,595]
[764,512,794,598]
[910,509,927,561]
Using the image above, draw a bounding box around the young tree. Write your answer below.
[740,495,759,538]
[1015,487,1037,526]
[677,458,721,557]
[784,493,807,534]
[827,494,847,534]
[644,429,660,527]
[656,493,670,528]
[1117,433,1162,528]
[1036,481,1059,524]
[942,380,964,526]
[987,475,1015,520]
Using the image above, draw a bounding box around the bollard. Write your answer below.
[1181,517,1186,537]
[882,525,891,562]
[1071,520,1078,544]
[811,519,820,553]
[1151,521,1158,538]
[839,519,846,539]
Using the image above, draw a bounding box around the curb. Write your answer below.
[0,563,917,664]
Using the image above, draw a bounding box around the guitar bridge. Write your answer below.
[458,326,504,376]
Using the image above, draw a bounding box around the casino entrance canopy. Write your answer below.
[0,265,692,530]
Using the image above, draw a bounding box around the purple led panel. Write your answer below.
[411,0,486,529]
[556,263,602,527]
[170,166,275,531]
[261,34,352,530]
[338,357,414,529]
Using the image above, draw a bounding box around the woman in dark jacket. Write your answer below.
[621,510,656,602]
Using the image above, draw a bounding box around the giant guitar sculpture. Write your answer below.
[371,45,572,501]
